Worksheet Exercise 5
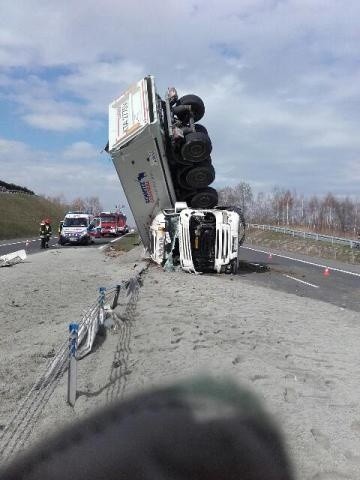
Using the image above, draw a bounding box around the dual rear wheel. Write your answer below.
[172,94,217,209]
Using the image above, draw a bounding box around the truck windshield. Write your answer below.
[63,218,88,227]
[100,216,117,222]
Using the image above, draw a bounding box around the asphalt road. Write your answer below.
[1,237,359,313]
[0,236,113,256]
[237,245,360,313]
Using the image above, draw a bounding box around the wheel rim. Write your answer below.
[185,167,214,189]
[182,141,209,162]
[190,191,218,209]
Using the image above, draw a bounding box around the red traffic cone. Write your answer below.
[323,267,330,277]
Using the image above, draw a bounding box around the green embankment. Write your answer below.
[246,227,360,265]
[0,194,67,240]
[112,233,141,252]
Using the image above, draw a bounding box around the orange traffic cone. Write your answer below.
[323,267,330,277]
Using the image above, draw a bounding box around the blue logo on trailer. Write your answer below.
[137,172,154,203]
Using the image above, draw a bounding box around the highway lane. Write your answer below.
[0,237,39,256]
[0,236,113,256]
[2,237,359,312]
[237,245,360,313]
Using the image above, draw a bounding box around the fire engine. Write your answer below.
[96,211,128,237]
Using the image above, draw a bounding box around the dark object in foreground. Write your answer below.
[0,376,293,480]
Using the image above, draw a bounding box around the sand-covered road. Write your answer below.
[0,244,359,479]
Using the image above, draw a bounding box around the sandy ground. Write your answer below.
[1,244,360,479]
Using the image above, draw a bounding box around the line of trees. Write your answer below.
[0,180,35,195]
[218,183,360,236]
[44,195,103,215]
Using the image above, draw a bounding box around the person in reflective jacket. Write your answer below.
[39,218,52,249]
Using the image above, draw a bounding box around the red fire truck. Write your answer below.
[96,211,128,237]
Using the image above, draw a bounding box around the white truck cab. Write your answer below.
[59,212,94,246]
[150,203,245,274]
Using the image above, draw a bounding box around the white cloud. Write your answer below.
[23,113,86,131]
[63,141,99,159]
[1,0,360,197]
[0,137,128,211]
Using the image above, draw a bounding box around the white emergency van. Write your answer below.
[59,212,94,246]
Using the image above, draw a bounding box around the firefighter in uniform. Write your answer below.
[40,218,52,249]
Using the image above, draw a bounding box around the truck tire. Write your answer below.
[184,163,215,189]
[181,124,208,137]
[176,94,205,122]
[188,187,218,209]
[194,124,208,135]
[181,132,212,163]
[176,160,213,190]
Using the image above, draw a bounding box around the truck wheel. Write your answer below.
[176,95,205,122]
[181,132,212,163]
[184,163,215,189]
[194,124,208,135]
[188,187,218,209]
[180,124,208,137]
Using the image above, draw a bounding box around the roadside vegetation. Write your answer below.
[219,182,359,239]
[110,233,141,253]
[0,194,67,240]
[246,227,360,265]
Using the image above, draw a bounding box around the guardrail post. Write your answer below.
[98,287,106,326]
[112,284,121,309]
[67,323,79,407]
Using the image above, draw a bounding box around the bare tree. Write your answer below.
[333,197,354,233]
[84,197,103,215]
[218,182,253,215]
[234,182,253,215]
[69,197,87,212]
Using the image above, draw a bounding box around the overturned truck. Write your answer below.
[107,75,245,273]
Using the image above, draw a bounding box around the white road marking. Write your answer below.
[242,246,360,278]
[283,274,319,288]
[0,238,38,248]
[98,245,106,250]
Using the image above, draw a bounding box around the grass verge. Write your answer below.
[0,194,67,240]
[246,227,360,265]
[110,233,141,253]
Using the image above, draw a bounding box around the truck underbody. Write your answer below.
[108,76,246,273]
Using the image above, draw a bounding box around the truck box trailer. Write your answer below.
[107,76,217,249]
[107,75,246,273]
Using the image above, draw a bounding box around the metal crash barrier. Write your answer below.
[0,268,145,463]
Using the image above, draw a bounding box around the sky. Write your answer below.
[1,0,359,217]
